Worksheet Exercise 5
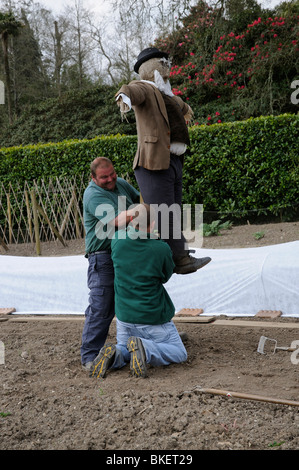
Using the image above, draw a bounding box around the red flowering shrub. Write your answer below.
[155,0,299,125]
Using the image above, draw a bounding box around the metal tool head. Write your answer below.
[257,335,278,354]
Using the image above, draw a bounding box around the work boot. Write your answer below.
[127,336,148,378]
[179,331,189,342]
[90,343,116,379]
[173,250,211,275]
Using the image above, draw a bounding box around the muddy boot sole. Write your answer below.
[127,336,148,378]
[90,343,116,379]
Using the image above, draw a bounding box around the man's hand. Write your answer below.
[109,206,138,228]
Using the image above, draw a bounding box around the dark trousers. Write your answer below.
[81,253,115,365]
[134,155,188,258]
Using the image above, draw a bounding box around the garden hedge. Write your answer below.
[0,113,298,220]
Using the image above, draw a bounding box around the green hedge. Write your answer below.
[0,134,138,187]
[0,113,298,219]
[185,113,299,219]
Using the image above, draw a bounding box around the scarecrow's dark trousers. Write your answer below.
[134,154,188,258]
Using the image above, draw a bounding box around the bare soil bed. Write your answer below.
[1,221,299,453]
[1,220,298,256]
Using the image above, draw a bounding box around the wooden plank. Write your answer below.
[255,310,282,318]
[174,316,216,323]
[176,308,204,317]
[0,308,16,314]
[7,315,215,324]
[6,315,299,329]
[9,315,84,322]
[212,319,299,329]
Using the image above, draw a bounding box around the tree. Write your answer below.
[0,10,23,124]
[11,9,47,113]
[62,0,95,90]
[88,0,197,85]
[224,0,263,31]
[89,4,148,85]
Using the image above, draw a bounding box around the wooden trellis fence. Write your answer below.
[0,174,87,254]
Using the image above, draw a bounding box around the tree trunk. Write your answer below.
[54,21,63,97]
[1,31,13,125]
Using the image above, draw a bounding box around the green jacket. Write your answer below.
[111,225,175,325]
[83,178,139,253]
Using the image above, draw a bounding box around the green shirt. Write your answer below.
[111,225,175,325]
[83,178,140,253]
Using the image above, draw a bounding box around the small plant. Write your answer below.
[0,411,11,417]
[203,219,232,237]
[269,441,285,448]
[253,231,265,240]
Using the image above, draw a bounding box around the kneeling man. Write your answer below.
[90,203,187,378]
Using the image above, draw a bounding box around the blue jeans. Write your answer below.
[111,319,187,369]
[81,253,115,365]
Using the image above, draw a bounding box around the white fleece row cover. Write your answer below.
[1,241,298,317]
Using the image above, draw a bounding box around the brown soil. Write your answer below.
[1,221,299,452]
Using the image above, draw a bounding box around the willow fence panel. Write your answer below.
[0,175,87,252]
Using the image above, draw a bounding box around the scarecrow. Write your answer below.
[116,47,211,274]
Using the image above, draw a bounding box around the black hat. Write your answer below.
[134,47,169,73]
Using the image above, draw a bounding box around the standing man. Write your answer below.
[81,157,140,371]
[115,47,211,275]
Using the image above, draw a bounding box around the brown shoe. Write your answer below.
[173,252,211,275]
